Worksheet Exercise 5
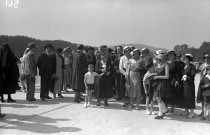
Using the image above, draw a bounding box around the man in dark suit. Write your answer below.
[37,44,56,101]
[72,44,87,103]
[24,43,37,101]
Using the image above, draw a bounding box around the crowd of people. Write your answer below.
[0,42,210,121]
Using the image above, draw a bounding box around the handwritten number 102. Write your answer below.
[6,0,20,8]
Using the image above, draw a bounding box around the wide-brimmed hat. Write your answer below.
[167,50,176,57]
[203,54,210,59]
[63,46,71,52]
[141,48,149,53]
[44,43,54,49]
[184,53,193,61]
[132,48,140,54]
[167,50,175,54]
[145,57,154,69]
[156,50,163,55]
[28,43,37,49]
[156,54,165,60]
[123,46,130,52]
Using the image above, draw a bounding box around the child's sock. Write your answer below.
[84,102,87,108]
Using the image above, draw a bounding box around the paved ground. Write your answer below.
[0,74,210,135]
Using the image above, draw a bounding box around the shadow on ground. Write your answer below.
[0,113,81,134]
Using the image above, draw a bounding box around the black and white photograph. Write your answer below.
[0,0,210,134]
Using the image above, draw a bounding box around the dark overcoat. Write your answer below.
[71,51,87,92]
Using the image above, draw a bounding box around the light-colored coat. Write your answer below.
[24,50,37,75]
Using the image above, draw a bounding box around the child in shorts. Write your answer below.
[84,64,98,108]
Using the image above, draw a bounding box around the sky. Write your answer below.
[0,0,210,49]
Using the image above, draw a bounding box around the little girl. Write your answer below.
[84,64,97,108]
[200,66,210,121]
[143,58,157,115]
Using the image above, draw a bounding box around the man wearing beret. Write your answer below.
[24,43,37,101]
[37,44,56,101]
[72,44,87,103]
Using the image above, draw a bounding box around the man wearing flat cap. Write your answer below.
[72,44,87,103]
[24,43,37,101]
[37,43,56,101]
[96,45,107,62]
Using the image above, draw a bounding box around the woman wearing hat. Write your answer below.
[126,49,144,109]
[0,43,20,103]
[95,54,114,106]
[153,54,172,119]
[180,54,196,118]
[53,48,64,98]
[197,54,210,117]
[166,50,182,113]
[62,46,73,92]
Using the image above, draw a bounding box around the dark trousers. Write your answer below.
[40,74,52,99]
[116,72,126,99]
[26,75,35,100]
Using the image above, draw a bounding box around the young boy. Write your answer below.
[84,64,97,108]
[200,66,210,121]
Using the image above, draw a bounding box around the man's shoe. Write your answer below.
[74,99,81,103]
[7,98,16,103]
[200,117,207,121]
[28,98,36,102]
[104,102,109,106]
[41,98,45,101]
[115,97,122,101]
[58,94,64,98]
[0,114,6,118]
[198,111,204,117]
[1,99,5,103]
[45,96,52,99]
